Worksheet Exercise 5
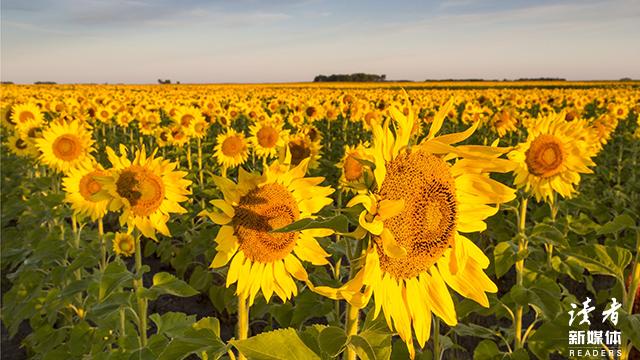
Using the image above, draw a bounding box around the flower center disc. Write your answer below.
[289,139,310,166]
[19,111,35,123]
[116,166,165,216]
[234,183,300,263]
[181,114,194,127]
[257,126,278,148]
[221,135,245,156]
[525,134,565,178]
[52,134,83,161]
[376,151,457,280]
[79,170,107,201]
[15,139,28,150]
[343,155,364,181]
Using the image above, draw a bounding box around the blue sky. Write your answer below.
[1,0,639,83]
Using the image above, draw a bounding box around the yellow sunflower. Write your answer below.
[315,98,516,358]
[200,158,334,306]
[35,120,95,173]
[62,159,110,221]
[95,145,192,240]
[509,111,596,203]
[6,133,38,158]
[113,231,136,257]
[173,106,204,135]
[11,103,44,130]
[286,133,321,169]
[214,129,250,171]
[338,143,374,192]
[248,120,288,160]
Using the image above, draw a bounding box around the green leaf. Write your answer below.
[144,272,199,300]
[271,215,349,234]
[150,312,195,338]
[473,340,501,360]
[193,317,221,337]
[231,328,321,360]
[157,328,226,360]
[566,213,598,235]
[596,214,635,235]
[565,244,632,280]
[360,312,392,360]
[529,223,567,247]
[348,335,376,360]
[493,241,516,278]
[99,261,133,302]
[617,311,640,350]
[189,265,212,292]
[291,290,333,326]
[318,326,348,357]
[527,317,573,360]
[452,324,496,340]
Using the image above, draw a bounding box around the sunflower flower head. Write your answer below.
[62,159,110,221]
[35,120,95,173]
[200,158,334,306]
[317,97,516,358]
[509,111,596,203]
[113,231,136,257]
[96,145,192,240]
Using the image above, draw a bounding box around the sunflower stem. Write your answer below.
[118,306,126,349]
[98,218,106,271]
[187,141,193,170]
[621,229,640,360]
[197,137,204,186]
[345,235,363,360]
[433,316,441,360]
[133,233,148,347]
[237,296,249,360]
[546,196,558,269]
[514,196,528,351]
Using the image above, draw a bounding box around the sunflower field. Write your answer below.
[1,82,639,360]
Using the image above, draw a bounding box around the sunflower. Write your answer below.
[95,145,192,240]
[286,133,321,169]
[6,133,37,158]
[509,111,596,203]
[62,159,110,221]
[173,106,204,135]
[113,231,135,257]
[248,119,288,160]
[214,129,250,171]
[200,158,334,305]
[11,103,44,130]
[338,143,374,192]
[315,98,516,358]
[35,120,95,173]
[490,108,519,137]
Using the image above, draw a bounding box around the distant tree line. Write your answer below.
[514,78,566,81]
[34,81,57,85]
[158,79,180,84]
[314,73,386,82]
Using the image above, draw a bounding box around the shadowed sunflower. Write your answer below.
[113,231,135,257]
[35,120,95,173]
[509,111,596,203]
[96,145,192,240]
[214,129,250,173]
[248,119,288,160]
[6,133,38,158]
[338,143,374,192]
[200,157,334,306]
[62,159,110,221]
[316,97,516,358]
[11,103,44,130]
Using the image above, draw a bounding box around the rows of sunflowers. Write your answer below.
[1,82,639,360]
